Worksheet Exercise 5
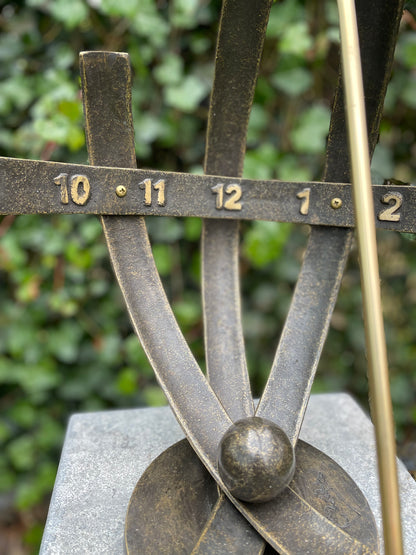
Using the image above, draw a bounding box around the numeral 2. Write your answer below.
[378,192,403,222]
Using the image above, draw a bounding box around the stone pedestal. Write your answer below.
[40,393,416,554]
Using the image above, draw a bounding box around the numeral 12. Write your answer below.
[211,184,242,211]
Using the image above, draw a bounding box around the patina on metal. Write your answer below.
[126,438,379,554]
[0,0,408,552]
[78,50,379,554]
[200,2,272,550]
[125,0,402,552]
[197,0,401,552]
[217,417,296,503]
[201,0,272,423]
[1,155,415,234]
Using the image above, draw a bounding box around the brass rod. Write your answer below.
[337,1,403,553]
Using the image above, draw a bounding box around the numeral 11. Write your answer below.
[139,179,166,206]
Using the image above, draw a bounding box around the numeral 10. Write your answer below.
[54,173,91,206]
[139,179,166,206]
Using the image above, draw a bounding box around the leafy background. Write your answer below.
[0,0,415,552]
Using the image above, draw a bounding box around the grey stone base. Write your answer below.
[40,393,416,554]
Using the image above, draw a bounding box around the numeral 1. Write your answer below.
[153,180,166,206]
[211,184,224,209]
[139,179,166,206]
[54,173,69,204]
[297,188,310,215]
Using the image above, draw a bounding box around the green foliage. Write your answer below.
[243,222,292,268]
[0,1,415,551]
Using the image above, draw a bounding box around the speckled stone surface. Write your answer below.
[40,393,416,554]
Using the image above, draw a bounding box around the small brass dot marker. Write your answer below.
[116,185,127,197]
[331,197,342,209]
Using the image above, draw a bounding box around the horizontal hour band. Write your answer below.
[1,156,414,233]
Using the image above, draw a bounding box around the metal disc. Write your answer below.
[125,439,378,554]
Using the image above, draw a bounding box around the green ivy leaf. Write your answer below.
[272,67,313,97]
[243,221,292,268]
[165,75,210,112]
[279,22,313,57]
[116,367,138,395]
[290,105,330,154]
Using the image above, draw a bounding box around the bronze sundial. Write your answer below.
[0,0,407,553]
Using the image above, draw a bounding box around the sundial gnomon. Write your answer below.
[0,0,406,553]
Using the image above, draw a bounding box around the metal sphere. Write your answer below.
[217,416,295,503]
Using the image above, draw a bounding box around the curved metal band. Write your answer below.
[257,0,404,445]
[80,0,403,546]
[202,0,272,423]
[195,1,404,551]
[80,50,233,474]
[199,2,272,551]
[80,52,375,554]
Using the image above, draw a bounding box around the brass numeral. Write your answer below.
[70,175,91,206]
[139,178,152,206]
[378,192,403,222]
[211,184,224,209]
[54,173,90,206]
[139,179,166,206]
[224,184,242,210]
[296,188,310,215]
[153,179,166,206]
[54,173,69,204]
[211,184,242,211]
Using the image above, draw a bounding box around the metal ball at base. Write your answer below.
[217,416,295,503]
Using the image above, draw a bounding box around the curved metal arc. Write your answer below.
[80,49,236,470]
[195,2,404,549]
[202,0,272,423]
[80,48,265,554]
[81,1,405,549]
[256,0,404,448]
[197,2,272,550]
[256,226,352,443]
[81,50,377,554]
[195,2,403,549]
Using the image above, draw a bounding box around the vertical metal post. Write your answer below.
[337,1,403,553]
